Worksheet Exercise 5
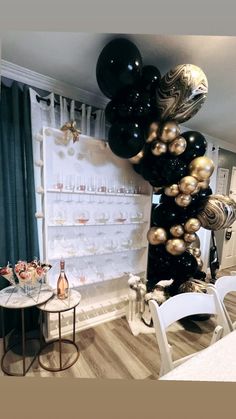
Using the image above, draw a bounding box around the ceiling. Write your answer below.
[2,32,236,145]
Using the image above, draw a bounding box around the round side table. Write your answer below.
[37,289,81,372]
[0,285,53,376]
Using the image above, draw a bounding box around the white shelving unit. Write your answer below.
[35,127,152,340]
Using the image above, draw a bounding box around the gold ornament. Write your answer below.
[146,122,160,143]
[129,149,144,164]
[179,176,198,194]
[60,120,81,143]
[170,225,184,238]
[151,140,167,156]
[189,157,214,181]
[175,193,192,207]
[168,136,187,156]
[164,184,179,197]
[147,227,167,245]
[160,121,180,143]
[184,233,197,243]
[166,239,186,255]
[184,218,201,233]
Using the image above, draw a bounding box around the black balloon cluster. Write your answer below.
[96,37,218,294]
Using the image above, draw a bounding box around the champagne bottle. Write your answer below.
[57,258,69,299]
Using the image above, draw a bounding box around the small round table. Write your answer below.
[0,284,53,376]
[37,289,81,372]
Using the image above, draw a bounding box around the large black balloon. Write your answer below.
[180,131,207,163]
[140,65,161,91]
[173,251,198,280]
[105,101,119,124]
[152,203,181,228]
[147,244,175,289]
[161,158,188,184]
[108,121,145,159]
[96,38,143,99]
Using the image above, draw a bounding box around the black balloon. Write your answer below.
[152,203,181,228]
[96,38,143,99]
[140,65,161,91]
[105,101,119,124]
[173,251,198,280]
[147,244,175,288]
[108,121,145,159]
[180,131,207,163]
[161,158,188,184]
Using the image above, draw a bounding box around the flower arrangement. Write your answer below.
[0,259,52,292]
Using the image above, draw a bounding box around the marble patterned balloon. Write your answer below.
[197,194,236,230]
[156,64,208,123]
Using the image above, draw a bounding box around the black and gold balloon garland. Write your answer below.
[96,37,236,296]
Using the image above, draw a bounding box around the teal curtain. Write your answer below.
[0,81,40,336]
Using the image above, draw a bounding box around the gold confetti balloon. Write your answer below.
[168,137,187,156]
[197,194,236,230]
[147,227,167,245]
[164,184,179,197]
[175,193,192,207]
[170,225,184,238]
[179,176,198,194]
[184,218,201,233]
[166,239,186,256]
[160,121,180,143]
[189,156,214,181]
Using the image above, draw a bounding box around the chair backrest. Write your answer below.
[214,275,236,301]
[149,290,230,376]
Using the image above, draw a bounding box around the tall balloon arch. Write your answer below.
[96,37,236,296]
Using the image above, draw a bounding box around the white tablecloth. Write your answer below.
[160,330,236,382]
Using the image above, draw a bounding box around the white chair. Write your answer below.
[149,290,231,378]
[208,275,236,331]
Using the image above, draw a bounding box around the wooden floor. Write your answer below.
[1,266,236,379]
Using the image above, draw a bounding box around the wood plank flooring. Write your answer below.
[1,266,236,379]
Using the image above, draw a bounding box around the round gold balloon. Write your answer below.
[192,247,201,258]
[196,257,203,270]
[184,218,201,233]
[198,179,210,190]
[179,176,198,194]
[146,122,160,143]
[186,247,194,255]
[175,193,192,207]
[191,183,201,195]
[188,234,201,249]
[147,227,167,245]
[168,136,187,156]
[151,140,167,156]
[128,149,144,164]
[160,122,180,143]
[184,233,197,243]
[164,184,179,197]
[166,239,186,255]
[189,157,215,181]
[170,224,184,238]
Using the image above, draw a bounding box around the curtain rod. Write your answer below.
[35,95,97,119]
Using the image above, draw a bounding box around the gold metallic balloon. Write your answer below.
[191,183,201,195]
[128,149,144,164]
[189,157,215,181]
[188,234,201,249]
[184,218,201,233]
[175,193,192,207]
[151,140,167,156]
[168,136,187,156]
[196,257,203,270]
[164,184,179,197]
[166,239,186,256]
[170,224,184,238]
[192,247,201,258]
[147,227,167,245]
[198,179,210,190]
[160,121,180,143]
[184,233,197,243]
[186,247,194,255]
[146,122,160,143]
[179,176,198,194]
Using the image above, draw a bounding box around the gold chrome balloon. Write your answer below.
[168,136,187,156]
[160,121,180,143]
[147,227,167,245]
[170,224,184,238]
[175,193,192,207]
[151,140,167,156]
[146,121,160,143]
[184,218,201,233]
[191,183,201,195]
[198,179,210,190]
[189,234,201,249]
[192,247,201,258]
[166,239,186,256]
[196,257,203,270]
[184,233,197,243]
[164,184,179,197]
[179,176,198,194]
[189,157,215,181]
[129,149,144,164]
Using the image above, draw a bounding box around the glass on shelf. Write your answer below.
[65,174,75,192]
[74,210,90,225]
[53,173,63,190]
[54,208,67,225]
[76,176,86,192]
[130,211,144,223]
[113,210,128,223]
[94,211,110,224]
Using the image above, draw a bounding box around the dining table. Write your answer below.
[160,329,236,382]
